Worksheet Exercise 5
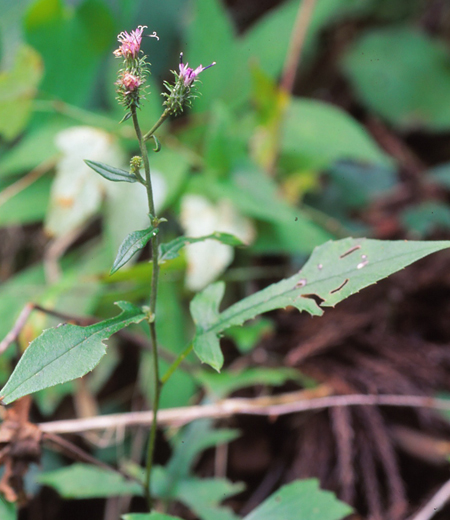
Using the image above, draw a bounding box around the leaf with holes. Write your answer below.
[191,238,450,370]
[84,160,137,183]
[111,227,159,274]
[0,302,146,404]
[159,233,243,264]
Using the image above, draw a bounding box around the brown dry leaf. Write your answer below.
[0,396,42,505]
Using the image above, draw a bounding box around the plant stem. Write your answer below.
[131,106,162,510]
[161,343,194,385]
[143,109,170,142]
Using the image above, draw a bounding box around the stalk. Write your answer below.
[131,106,161,510]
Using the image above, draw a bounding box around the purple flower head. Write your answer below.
[178,53,216,86]
[120,72,142,93]
[114,25,148,59]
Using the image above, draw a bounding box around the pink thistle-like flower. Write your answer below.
[120,72,142,93]
[113,25,147,59]
[179,53,216,86]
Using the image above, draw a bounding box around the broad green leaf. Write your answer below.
[84,160,138,183]
[401,202,450,237]
[192,238,450,371]
[196,367,301,398]
[0,44,42,140]
[0,174,52,227]
[225,318,274,354]
[111,226,159,275]
[342,27,450,130]
[0,301,146,404]
[166,420,239,482]
[281,98,390,170]
[190,282,225,370]
[122,514,182,520]
[219,167,332,254]
[244,479,352,520]
[37,463,143,498]
[24,0,115,106]
[159,233,243,264]
[177,478,244,520]
[0,496,17,520]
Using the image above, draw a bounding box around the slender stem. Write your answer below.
[161,343,194,385]
[143,110,170,142]
[131,105,162,510]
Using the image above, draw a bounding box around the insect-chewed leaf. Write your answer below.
[159,233,243,264]
[191,238,450,371]
[111,226,159,274]
[84,159,137,183]
[0,301,146,405]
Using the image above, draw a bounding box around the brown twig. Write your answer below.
[38,391,450,435]
[43,432,141,486]
[280,0,318,93]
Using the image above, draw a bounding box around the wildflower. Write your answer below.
[121,72,142,93]
[113,25,147,60]
[162,53,216,115]
[113,26,158,111]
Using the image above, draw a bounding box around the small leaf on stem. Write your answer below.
[84,159,138,183]
[111,226,159,275]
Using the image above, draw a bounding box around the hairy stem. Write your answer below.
[131,106,162,510]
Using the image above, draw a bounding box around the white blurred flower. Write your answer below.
[181,195,255,291]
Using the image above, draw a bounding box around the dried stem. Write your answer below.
[38,390,450,435]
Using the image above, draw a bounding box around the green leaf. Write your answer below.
[177,478,243,520]
[225,318,273,354]
[122,514,183,520]
[401,202,450,237]
[0,496,17,520]
[37,463,143,498]
[0,174,52,226]
[192,238,450,371]
[244,479,352,520]
[111,227,159,275]
[196,367,301,398]
[341,27,450,130]
[0,45,43,140]
[159,233,243,264]
[281,98,390,169]
[84,160,138,183]
[0,301,146,404]
[190,282,225,371]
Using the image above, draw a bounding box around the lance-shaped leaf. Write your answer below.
[84,159,137,183]
[244,479,352,520]
[190,282,225,371]
[191,238,450,371]
[111,226,159,274]
[159,233,243,264]
[0,302,146,404]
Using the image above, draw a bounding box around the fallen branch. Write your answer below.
[38,389,449,435]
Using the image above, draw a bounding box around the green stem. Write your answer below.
[143,109,170,142]
[161,343,194,385]
[131,106,162,511]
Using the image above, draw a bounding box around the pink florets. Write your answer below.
[179,59,216,87]
[113,25,147,59]
[120,72,142,93]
